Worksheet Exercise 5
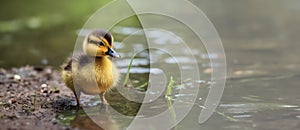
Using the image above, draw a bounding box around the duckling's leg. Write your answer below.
[100,92,108,109]
[73,90,81,109]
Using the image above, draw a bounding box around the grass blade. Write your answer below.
[123,52,135,86]
[165,76,175,99]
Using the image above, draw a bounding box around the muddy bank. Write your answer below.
[0,66,77,130]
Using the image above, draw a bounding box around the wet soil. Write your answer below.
[0,66,77,130]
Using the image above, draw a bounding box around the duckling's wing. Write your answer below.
[62,58,72,71]
[77,54,92,68]
[61,53,92,71]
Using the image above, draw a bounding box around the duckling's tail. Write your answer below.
[61,57,75,91]
[61,58,72,71]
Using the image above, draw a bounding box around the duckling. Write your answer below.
[61,30,120,108]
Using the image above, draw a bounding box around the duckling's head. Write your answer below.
[83,30,120,58]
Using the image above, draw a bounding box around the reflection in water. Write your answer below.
[60,108,123,130]
[115,58,149,67]
[220,103,298,115]
[118,67,162,74]
[70,111,117,130]
[164,56,197,64]
[59,87,187,129]
[59,88,142,130]
[113,26,143,35]
[145,30,181,44]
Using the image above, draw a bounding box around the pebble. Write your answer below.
[8,98,17,104]
[13,75,21,80]
[42,90,48,93]
[45,68,52,74]
[41,83,47,88]
[53,89,60,93]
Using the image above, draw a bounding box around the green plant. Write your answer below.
[165,76,175,99]
[33,90,37,111]
[123,52,135,86]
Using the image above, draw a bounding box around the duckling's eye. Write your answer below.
[96,41,105,46]
[89,40,104,46]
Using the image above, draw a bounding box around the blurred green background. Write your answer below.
[1,0,300,69]
[0,0,113,68]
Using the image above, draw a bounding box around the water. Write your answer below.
[2,0,300,130]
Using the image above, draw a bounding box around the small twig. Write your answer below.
[178,100,239,122]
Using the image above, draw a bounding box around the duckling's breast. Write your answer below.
[74,57,118,94]
[94,58,114,92]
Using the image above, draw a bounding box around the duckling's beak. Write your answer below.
[106,48,120,58]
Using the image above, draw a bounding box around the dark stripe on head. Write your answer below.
[90,30,113,46]
[104,32,112,46]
